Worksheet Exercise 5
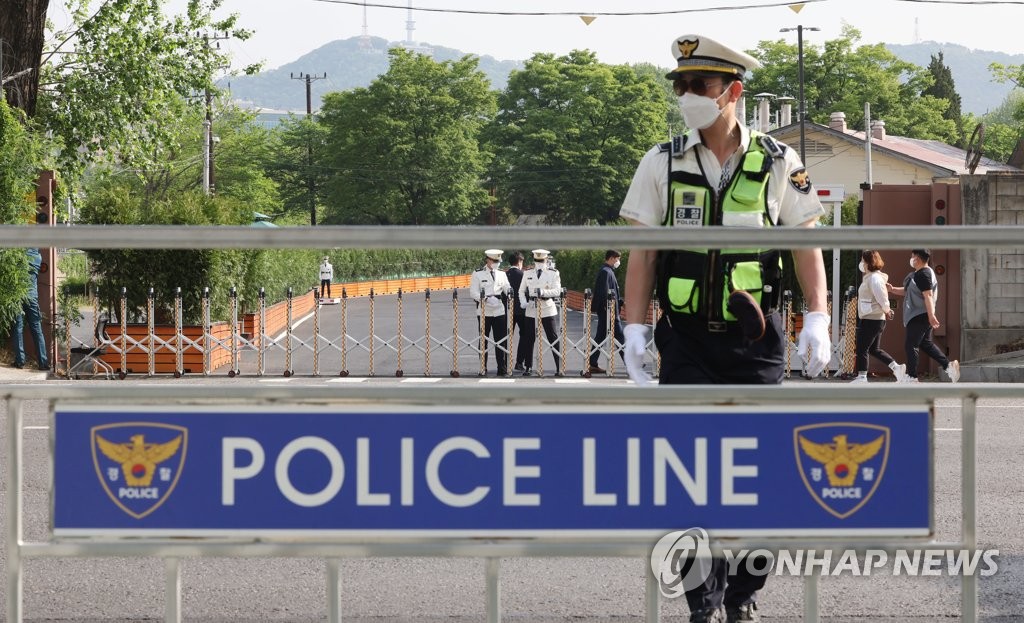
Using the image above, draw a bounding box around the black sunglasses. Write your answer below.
[672,76,730,97]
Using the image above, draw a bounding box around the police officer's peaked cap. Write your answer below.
[323,256,329,262]
[484,249,504,261]
[532,249,550,260]
[666,34,761,80]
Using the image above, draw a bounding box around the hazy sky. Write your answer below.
[51,0,1024,72]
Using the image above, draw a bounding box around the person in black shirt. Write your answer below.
[505,251,532,372]
[588,250,625,374]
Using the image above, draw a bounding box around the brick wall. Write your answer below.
[961,173,1024,360]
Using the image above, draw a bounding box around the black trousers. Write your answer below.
[511,312,532,369]
[654,313,785,385]
[855,318,896,373]
[320,279,332,298]
[904,314,949,378]
[654,313,781,611]
[481,315,509,374]
[520,315,560,373]
[589,310,625,368]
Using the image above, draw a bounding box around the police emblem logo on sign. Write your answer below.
[794,423,890,519]
[91,423,188,519]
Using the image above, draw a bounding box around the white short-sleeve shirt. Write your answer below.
[619,126,825,228]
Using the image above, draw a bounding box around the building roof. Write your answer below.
[769,121,1020,176]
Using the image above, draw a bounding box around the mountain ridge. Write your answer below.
[224,37,1023,117]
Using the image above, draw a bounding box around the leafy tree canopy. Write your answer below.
[746,26,957,143]
[485,50,666,224]
[31,0,256,187]
[0,99,47,334]
[318,48,496,225]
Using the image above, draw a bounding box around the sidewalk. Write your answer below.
[0,366,50,382]
[961,349,1024,382]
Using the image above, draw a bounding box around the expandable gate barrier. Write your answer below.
[64,285,864,380]
[63,285,668,379]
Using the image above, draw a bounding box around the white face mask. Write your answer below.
[678,88,730,130]
[909,258,917,269]
[858,261,867,273]
[612,260,621,270]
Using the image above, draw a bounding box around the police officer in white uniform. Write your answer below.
[470,249,513,375]
[319,256,334,299]
[517,249,564,376]
[619,35,832,623]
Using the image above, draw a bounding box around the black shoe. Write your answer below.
[554,371,565,377]
[13,362,24,369]
[588,365,606,374]
[513,363,524,372]
[725,603,759,623]
[690,607,725,623]
[521,368,533,376]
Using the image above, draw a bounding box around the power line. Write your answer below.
[310,0,829,17]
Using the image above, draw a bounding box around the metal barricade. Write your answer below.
[4,383,1010,623]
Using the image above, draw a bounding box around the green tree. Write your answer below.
[983,63,1024,162]
[746,26,957,143]
[77,182,253,324]
[265,114,330,222]
[485,51,666,225]
[923,52,965,146]
[630,62,682,137]
[318,48,495,225]
[15,0,256,187]
[0,99,45,335]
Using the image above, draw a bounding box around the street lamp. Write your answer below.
[779,25,820,165]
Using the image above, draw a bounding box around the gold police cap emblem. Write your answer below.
[677,38,699,59]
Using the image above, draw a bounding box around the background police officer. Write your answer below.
[517,249,563,376]
[619,34,832,623]
[319,256,334,299]
[470,249,512,375]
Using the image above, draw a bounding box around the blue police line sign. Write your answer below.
[52,405,931,537]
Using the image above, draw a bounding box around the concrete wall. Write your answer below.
[960,173,1024,361]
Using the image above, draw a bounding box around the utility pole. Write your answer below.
[780,25,819,165]
[291,72,326,225]
[201,32,230,195]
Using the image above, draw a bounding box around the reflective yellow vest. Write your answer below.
[656,131,785,332]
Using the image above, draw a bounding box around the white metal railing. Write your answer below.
[5,224,1024,623]
[7,383,1024,623]
[0,223,1022,250]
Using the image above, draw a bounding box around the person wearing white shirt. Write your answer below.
[852,250,907,383]
[617,34,831,623]
[319,256,334,299]
[469,249,512,375]
[517,249,564,376]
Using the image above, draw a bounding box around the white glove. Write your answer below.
[623,323,653,386]
[797,311,831,378]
